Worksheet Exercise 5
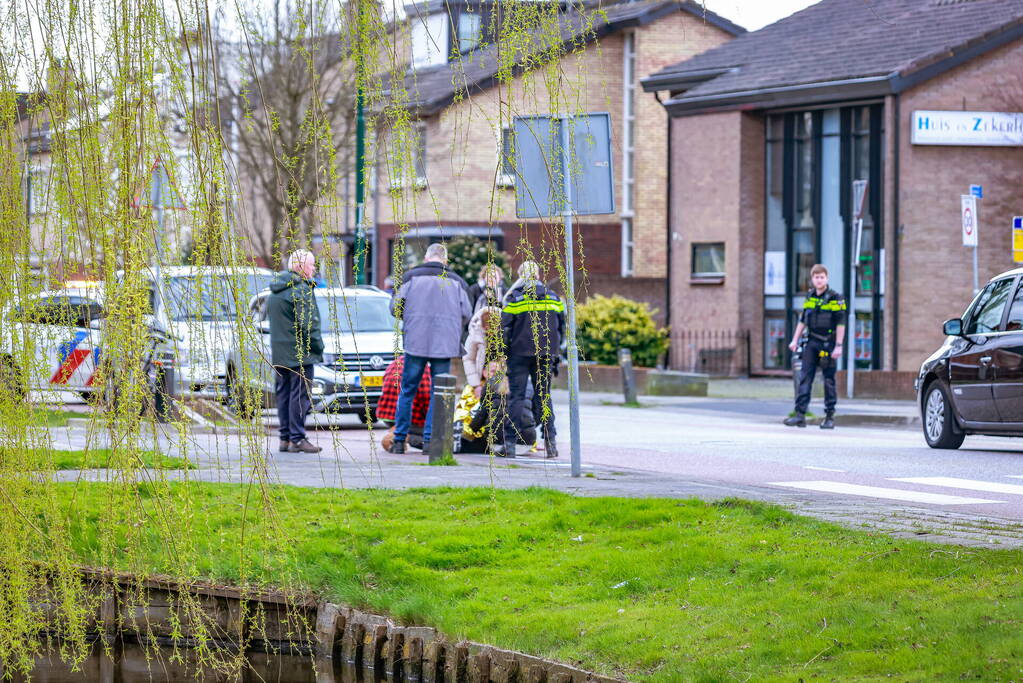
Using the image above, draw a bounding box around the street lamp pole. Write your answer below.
[353,86,367,286]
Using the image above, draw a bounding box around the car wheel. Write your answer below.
[923,382,965,450]
[226,367,260,420]
[357,407,378,425]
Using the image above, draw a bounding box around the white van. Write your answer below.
[121,266,274,398]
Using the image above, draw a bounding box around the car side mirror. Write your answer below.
[943,318,963,337]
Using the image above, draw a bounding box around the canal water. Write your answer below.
[15,640,386,682]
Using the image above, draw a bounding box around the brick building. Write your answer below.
[643,0,1023,375]
[363,0,740,314]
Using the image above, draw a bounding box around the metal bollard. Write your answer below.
[618,348,637,405]
[427,373,458,463]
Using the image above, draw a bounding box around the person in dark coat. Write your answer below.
[388,243,472,454]
[267,249,325,453]
[501,260,564,458]
[466,263,505,316]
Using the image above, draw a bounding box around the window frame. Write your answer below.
[497,126,515,188]
[691,242,726,283]
[389,123,428,191]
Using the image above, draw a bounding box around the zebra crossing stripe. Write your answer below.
[892,477,1023,497]
[769,480,1001,505]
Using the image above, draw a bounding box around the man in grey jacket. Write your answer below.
[389,243,471,454]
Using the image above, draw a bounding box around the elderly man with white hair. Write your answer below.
[266,249,324,453]
[501,260,565,458]
[388,242,472,454]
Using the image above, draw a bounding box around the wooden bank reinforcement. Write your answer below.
[31,568,627,683]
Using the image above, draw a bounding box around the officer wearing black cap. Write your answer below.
[784,264,846,429]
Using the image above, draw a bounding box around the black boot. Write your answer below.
[820,411,835,430]
[783,412,806,428]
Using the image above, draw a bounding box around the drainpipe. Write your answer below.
[656,91,672,335]
[892,95,901,371]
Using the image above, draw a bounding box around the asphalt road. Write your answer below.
[565,392,1023,524]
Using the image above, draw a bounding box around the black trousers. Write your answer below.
[275,365,314,443]
[795,338,837,414]
[507,355,556,443]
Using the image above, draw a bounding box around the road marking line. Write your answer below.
[803,466,846,472]
[1007,476,1023,480]
[769,480,1002,505]
[891,477,1023,496]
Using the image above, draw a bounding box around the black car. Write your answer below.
[917,268,1023,449]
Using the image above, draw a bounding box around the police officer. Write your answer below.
[784,264,846,429]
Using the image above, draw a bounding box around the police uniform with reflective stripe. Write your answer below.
[501,281,566,448]
[795,287,846,415]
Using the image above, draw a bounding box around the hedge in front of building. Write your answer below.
[576,294,668,367]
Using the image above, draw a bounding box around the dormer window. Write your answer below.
[457,11,482,53]
[411,12,449,69]
[408,2,498,70]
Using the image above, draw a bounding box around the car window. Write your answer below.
[318,296,394,333]
[13,296,103,328]
[965,278,1015,334]
[1005,281,1023,332]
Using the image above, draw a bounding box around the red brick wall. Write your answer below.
[896,37,1023,370]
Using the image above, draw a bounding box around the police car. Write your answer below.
[0,285,114,398]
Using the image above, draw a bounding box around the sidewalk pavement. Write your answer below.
[572,385,921,428]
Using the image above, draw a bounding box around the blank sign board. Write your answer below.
[513,113,615,219]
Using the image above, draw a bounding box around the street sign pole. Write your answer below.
[353,87,367,285]
[559,117,583,478]
[961,194,979,294]
[847,179,868,400]
[513,113,613,479]
[149,160,167,331]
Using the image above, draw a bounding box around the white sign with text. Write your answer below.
[962,195,978,247]
[912,110,1023,146]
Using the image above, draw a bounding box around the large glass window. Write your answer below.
[762,104,884,370]
[792,113,817,294]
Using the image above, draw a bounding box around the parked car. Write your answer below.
[224,286,399,421]
[0,285,172,402]
[917,267,1023,448]
[118,266,274,398]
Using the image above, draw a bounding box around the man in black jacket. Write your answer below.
[784,263,846,429]
[501,261,564,458]
[267,249,325,453]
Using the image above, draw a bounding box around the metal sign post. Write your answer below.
[961,194,979,294]
[513,113,614,478]
[847,179,867,400]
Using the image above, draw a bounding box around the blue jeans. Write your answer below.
[275,365,314,443]
[393,355,450,444]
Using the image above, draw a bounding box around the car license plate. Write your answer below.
[360,375,384,388]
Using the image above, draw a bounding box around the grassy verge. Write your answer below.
[49,448,194,470]
[57,484,1023,681]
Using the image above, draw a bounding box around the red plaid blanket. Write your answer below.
[376,356,433,426]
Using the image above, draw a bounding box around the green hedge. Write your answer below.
[576,294,668,367]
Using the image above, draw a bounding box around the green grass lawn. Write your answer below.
[57,485,1023,681]
[49,448,194,470]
